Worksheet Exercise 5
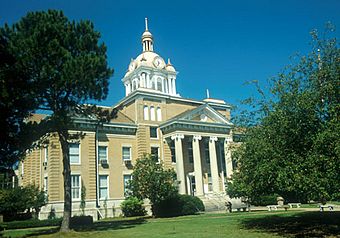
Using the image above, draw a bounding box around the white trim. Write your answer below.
[122,146,132,161]
[71,174,81,201]
[70,142,81,165]
[98,145,108,163]
[99,174,109,200]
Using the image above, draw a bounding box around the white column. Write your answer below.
[125,84,129,96]
[192,135,204,196]
[168,78,173,95]
[171,134,186,194]
[146,74,150,88]
[139,75,144,88]
[225,136,233,179]
[209,136,220,193]
[161,78,165,93]
[172,79,177,95]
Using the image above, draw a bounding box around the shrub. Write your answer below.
[121,197,146,217]
[180,195,205,215]
[0,218,62,230]
[0,185,47,221]
[154,194,205,218]
[251,194,278,206]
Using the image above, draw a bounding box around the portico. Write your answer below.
[160,104,234,196]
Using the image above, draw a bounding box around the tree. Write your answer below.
[128,154,178,216]
[2,10,113,231]
[228,23,340,203]
[0,32,40,167]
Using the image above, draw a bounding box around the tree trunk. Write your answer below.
[59,131,72,232]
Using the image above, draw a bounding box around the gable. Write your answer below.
[175,104,232,125]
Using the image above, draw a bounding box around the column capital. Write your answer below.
[193,135,202,141]
[224,136,233,143]
[171,134,184,141]
[209,136,218,142]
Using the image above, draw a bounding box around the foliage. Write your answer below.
[80,183,86,215]
[154,194,205,218]
[251,194,278,206]
[0,185,47,221]
[0,31,41,167]
[1,10,113,231]
[128,154,178,216]
[0,218,62,231]
[121,197,147,217]
[229,23,340,203]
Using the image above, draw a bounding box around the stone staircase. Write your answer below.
[200,193,244,212]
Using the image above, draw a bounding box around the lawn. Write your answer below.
[2,211,340,238]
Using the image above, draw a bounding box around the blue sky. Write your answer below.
[1,0,339,111]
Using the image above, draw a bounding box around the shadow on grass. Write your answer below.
[74,217,146,232]
[242,211,340,237]
[18,217,146,237]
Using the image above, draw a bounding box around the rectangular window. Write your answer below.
[99,175,108,199]
[122,146,131,161]
[123,174,132,196]
[150,127,158,139]
[71,175,80,200]
[151,146,160,162]
[188,140,193,163]
[98,146,108,163]
[69,143,80,164]
[170,141,176,163]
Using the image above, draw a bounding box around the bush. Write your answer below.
[70,215,93,228]
[121,197,146,217]
[0,218,62,231]
[154,194,205,218]
[251,194,278,206]
[180,195,205,215]
[0,185,47,221]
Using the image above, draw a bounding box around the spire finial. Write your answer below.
[206,89,210,98]
[145,17,148,31]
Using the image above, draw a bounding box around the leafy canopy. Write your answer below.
[228,23,340,203]
[128,154,178,213]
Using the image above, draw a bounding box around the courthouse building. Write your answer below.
[18,20,237,219]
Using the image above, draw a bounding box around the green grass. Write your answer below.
[1,211,340,238]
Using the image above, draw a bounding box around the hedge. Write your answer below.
[0,218,62,230]
[154,194,205,217]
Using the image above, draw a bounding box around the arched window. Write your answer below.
[156,107,162,121]
[150,106,155,121]
[143,106,149,120]
[157,78,162,91]
[151,78,156,90]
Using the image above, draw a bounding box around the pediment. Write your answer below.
[174,104,231,125]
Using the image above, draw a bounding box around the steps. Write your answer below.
[200,193,245,212]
